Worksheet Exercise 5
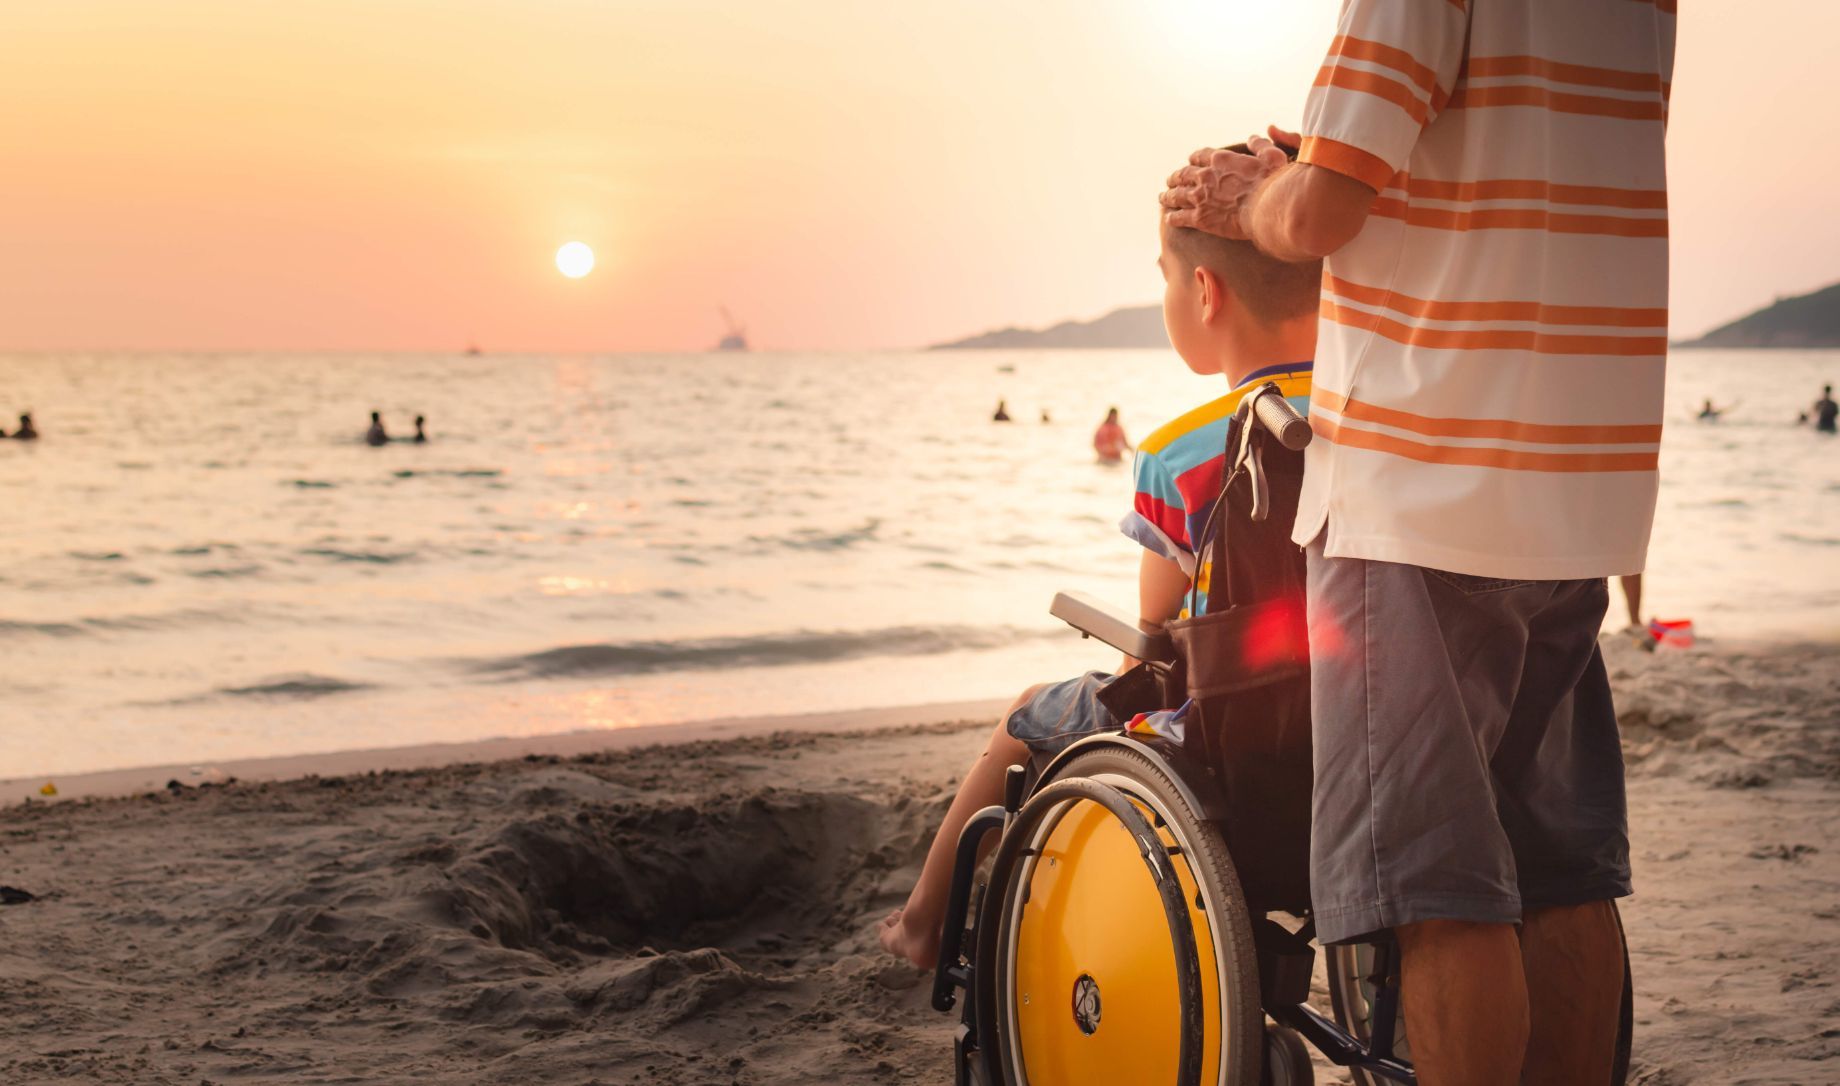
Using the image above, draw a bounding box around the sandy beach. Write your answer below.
[1,636,1835,1085]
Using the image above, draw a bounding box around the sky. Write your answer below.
[1,1,1834,352]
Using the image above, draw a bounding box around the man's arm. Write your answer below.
[1240,150,1379,263]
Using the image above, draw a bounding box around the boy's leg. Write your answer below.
[878,685,1040,969]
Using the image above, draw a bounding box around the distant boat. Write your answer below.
[715,307,750,352]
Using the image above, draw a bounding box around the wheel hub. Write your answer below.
[1071,974,1101,1035]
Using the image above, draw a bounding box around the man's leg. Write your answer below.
[1520,900,1624,1085]
[1496,582,1632,1083]
[1396,919,1530,1086]
[878,686,1039,968]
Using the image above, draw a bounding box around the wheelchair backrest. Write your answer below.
[1174,427,1314,912]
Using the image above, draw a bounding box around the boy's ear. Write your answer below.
[1194,265,1230,324]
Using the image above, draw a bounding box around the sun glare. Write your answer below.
[555,241,595,279]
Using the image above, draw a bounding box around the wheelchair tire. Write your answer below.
[974,745,1263,1086]
[1324,941,1409,1086]
[1325,901,1634,1085]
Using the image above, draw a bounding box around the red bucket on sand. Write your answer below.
[1646,618,1695,650]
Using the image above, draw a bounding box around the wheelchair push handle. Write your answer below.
[1250,384,1312,451]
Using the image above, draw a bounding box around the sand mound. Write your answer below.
[0,733,972,1083]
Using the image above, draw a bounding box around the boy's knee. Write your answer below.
[1006,682,1048,716]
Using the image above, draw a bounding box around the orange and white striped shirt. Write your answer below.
[1293,0,1676,579]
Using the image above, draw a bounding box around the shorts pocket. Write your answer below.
[1425,568,1537,595]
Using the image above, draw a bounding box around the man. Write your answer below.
[1162,2,1675,1083]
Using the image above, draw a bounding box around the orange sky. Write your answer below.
[2,2,1832,352]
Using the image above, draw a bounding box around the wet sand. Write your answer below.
[0,638,1834,1084]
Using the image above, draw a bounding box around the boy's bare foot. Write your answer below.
[877,906,940,970]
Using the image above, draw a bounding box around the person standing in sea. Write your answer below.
[1091,406,1130,462]
[1162,2,1674,1082]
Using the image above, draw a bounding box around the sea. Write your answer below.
[2,349,1836,780]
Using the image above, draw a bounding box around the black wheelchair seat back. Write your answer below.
[1163,422,1314,914]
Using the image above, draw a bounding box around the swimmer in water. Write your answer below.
[1092,407,1131,462]
[365,411,388,446]
[1815,384,1838,434]
[413,415,428,444]
[1696,398,1725,421]
[992,400,1012,422]
[13,412,37,440]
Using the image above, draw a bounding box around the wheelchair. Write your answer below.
[928,386,1633,1085]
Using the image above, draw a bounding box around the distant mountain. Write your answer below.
[1677,281,1840,348]
[929,304,1167,350]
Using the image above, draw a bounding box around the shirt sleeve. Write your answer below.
[1299,0,1472,191]
[1119,449,1195,575]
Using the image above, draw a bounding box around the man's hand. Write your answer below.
[1160,128,1295,240]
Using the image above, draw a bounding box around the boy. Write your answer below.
[878,211,1322,967]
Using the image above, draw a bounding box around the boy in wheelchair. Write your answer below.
[878,211,1321,970]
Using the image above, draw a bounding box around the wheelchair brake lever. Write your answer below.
[1230,394,1272,522]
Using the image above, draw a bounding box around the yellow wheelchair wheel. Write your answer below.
[974,745,1263,1086]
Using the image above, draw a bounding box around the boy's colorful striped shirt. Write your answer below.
[1294,0,1675,579]
[1121,364,1313,617]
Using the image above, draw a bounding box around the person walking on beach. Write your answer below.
[1162,2,1673,1082]
[1815,384,1838,434]
[1091,406,1130,462]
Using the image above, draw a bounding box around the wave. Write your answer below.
[0,619,85,638]
[299,547,416,564]
[216,674,374,700]
[747,519,882,553]
[171,543,241,556]
[186,564,266,579]
[467,624,1055,682]
[0,606,255,640]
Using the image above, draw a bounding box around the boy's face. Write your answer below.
[1158,223,1221,376]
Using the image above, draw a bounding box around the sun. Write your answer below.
[555,241,595,279]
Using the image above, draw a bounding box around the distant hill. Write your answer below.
[929,304,1167,350]
[1677,281,1840,348]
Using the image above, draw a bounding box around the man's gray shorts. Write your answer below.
[1306,540,1632,945]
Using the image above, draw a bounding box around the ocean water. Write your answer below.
[2,349,1836,779]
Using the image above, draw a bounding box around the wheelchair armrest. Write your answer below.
[1050,591,1176,664]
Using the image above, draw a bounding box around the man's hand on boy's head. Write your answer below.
[1160,129,1294,240]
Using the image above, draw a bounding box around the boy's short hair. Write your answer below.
[1163,141,1324,326]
